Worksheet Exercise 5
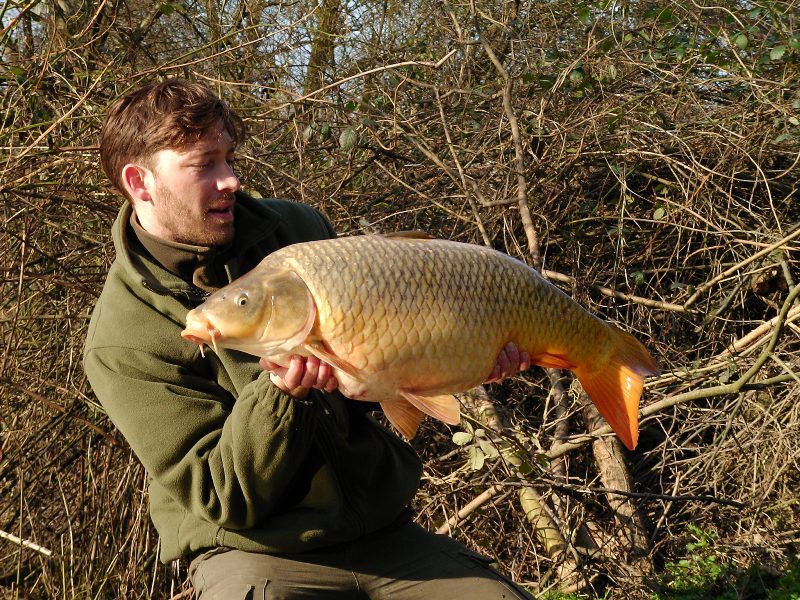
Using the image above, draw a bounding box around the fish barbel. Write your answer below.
[182,234,658,449]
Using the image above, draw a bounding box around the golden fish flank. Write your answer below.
[182,235,659,450]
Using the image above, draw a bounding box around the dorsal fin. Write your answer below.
[381,230,435,240]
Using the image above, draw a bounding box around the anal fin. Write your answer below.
[400,391,461,427]
[381,401,425,439]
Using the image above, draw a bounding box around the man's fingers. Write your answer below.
[282,355,306,389]
[259,357,280,372]
[504,342,520,374]
[496,347,511,378]
[520,351,531,372]
[299,355,320,388]
[261,355,339,396]
[485,343,531,384]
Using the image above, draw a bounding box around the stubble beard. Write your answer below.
[156,183,235,247]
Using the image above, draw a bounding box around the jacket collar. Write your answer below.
[112,191,282,301]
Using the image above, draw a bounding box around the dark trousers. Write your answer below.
[189,521,533,599]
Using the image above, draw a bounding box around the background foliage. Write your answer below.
[1,0,798,598]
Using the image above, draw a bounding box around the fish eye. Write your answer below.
[235,293,248,307]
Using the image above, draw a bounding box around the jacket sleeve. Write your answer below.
[84,344,320,530]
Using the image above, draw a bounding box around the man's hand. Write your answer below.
[260,355,339,399]
[485,342,531,384]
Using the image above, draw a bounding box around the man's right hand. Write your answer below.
[260,355,339,399]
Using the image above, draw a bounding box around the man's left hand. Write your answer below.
[484,342,531,384]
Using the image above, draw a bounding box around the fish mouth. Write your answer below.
[181,324,223,356]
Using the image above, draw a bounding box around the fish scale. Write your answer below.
[182,234,659,449]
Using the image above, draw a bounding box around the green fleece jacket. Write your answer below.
[84,194,422,563]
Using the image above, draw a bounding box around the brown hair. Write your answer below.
[99,79,246,200]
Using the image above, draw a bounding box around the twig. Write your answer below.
[0,529,53,557]
[436,484,506,534]
[542,269,689,313]
[472,5,540,268]
[683,225,800,309]
[2,380,121,447]
[544,482,746,509]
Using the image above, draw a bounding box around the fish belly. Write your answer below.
[287,236,601,396]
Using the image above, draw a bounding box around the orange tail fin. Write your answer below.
[574,324,659,450]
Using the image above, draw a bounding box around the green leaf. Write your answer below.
[339,127,358,151]
[452,431,474,446]
[319,123,332,140]
[734,34,749,50]
[537,75,557,90]
[770,46,786,61]
[657,7,675,23]
[653,206,666,220]
[478,439,499,459]
[302,125,314,143]
[569,69,584,84]
[630,271,645,286]
[577,6,591,25]
[468,446,485,471]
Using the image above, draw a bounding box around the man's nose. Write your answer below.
[218,163,240,192]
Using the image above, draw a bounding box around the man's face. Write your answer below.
[145,121,240,247]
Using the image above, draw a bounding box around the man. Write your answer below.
[84,79,533,599]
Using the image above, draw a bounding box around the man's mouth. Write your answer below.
[207,199,235,221]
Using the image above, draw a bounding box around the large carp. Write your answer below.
[182,234,658,449]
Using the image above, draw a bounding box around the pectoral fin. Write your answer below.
[305,340,361,380]
[381,401,425,439]
[400,391,461,427]
[530,352,576,370]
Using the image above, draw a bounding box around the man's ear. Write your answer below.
[121,164,154,203]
